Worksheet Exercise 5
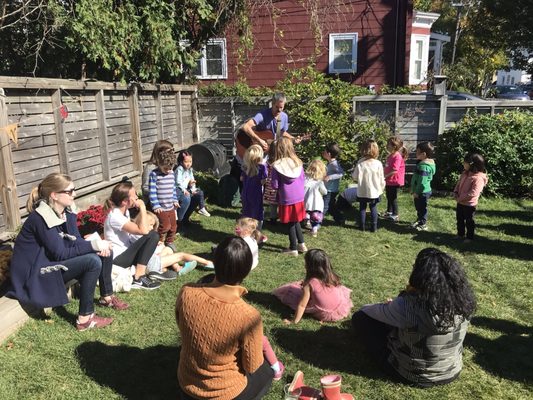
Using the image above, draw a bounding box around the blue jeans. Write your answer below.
[358,197,380,231]
[322,191,338,217]
[61,253,113,316]
[177,189,204,223]
[414,192,431,225]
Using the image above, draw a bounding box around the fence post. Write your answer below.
[95,89,110,181]
[155,86,163,140]
[191,89,200,143]
[51,89,70,175]
[437,95,448,136]
[0,88,21,230]
[175,91,184,149]
[128,85,143,171]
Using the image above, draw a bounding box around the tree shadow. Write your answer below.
[272,325,387,380]
[208,208,241,221]
[245,290,292,318]
[476,223,533,240]
[182,225,229,244]
[76,341,180,399]
[465,316,533,383]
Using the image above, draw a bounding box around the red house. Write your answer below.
[192,1,439,88]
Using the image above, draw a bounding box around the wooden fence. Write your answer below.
[0,76,198,235]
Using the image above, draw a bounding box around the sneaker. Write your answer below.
[178,260,197,276]
[416,224,428,231]
[165,243,177,253]
[148,270,178,281]
[380,211,392,218]
[273,361,285,381]
[387,214,399,222]
[411,221,421,228]
[132,275,161,290]
[297,243,308,253]
[282,248,298,256]
[97,296,129,311]
[202,262,215,270]
[76,313,114,331]
[198,208,211,217]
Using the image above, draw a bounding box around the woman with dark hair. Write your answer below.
[6,173,127,331]
[104,181,161,290]
[351,248,476,387]
[176,236,274,400]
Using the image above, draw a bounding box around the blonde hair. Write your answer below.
[243,145,263,177]
[273,137,302,167]
[27,173,73,212]
[136,210,159,231]
[236,217,261,242]
[360,139,379,159]
[306,159,327,181]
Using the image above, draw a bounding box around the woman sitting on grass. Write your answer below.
[351,247,476,387]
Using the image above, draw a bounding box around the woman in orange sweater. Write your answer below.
[176,237,274,400]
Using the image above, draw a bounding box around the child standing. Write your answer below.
[453,153,488,242]
[241,145,268,232]
[234,217,261,270]
[322,143,344,219]
[410,142,436,231]
[352,140,385,232]
[263,141,278,225]
[148,148,179,250]
[304,159,328,237]
[383,136,407,222]
[175,151,210,232]
[273,249,353,323]
[270,138,307,256]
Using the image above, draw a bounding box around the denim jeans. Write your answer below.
[177,189,203,223]
[61,253,112,316]
[414,192,431,225]
[358,197,380,231]
[322,191,338,217]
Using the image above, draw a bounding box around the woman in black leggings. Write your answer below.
[104,181,160,290]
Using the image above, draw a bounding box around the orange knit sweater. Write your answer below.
[176,282,264,400]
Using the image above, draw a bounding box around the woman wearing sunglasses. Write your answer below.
[6,173,128,331]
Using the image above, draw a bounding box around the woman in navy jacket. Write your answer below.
[6,173,128,331]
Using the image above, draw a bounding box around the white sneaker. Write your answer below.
[297,243,308,253]
[198,208,211,217]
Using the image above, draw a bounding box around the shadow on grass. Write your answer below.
[465,316,533,383]
[246,291,293,318]
[476,223,533,240]
[182,225,229,244]
[76,341,180,399]
[208,207,241,221]
[272,325,387,380]
[432,202,533,220]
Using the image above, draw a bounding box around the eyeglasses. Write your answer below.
[58,188,76,195]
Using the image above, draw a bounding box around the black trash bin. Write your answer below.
[187,140,231,177]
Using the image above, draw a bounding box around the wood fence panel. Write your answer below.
[138,93,159,157]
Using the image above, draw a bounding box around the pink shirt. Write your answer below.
[384,152,405,186]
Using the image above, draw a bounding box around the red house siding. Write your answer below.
[208,0,413,88]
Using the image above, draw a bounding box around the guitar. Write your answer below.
[234,127,312,159]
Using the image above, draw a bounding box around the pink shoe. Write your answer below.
[288,371,321,400]
[98,295,129,311]
[273,361,285,381]
[76,313,113,331]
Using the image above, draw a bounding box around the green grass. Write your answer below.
[1,193,532,399]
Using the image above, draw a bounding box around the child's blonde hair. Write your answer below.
[236,217,261,242]
[243,145,263,177]
[135,211,159,231]
[274,137,302,167]
[306,159,327,180]
[360,139,379,159]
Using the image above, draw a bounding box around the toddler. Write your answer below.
[322,143,344,218]
[410,142,436,231]
[383,136,407,222]
[304,159,328,237]
[234,217,260,270]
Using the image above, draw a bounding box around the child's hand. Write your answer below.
[184,190,190,196]
[323,175,330,182]
[154,208,162,214]
[384,297,393,304]
[174,201,180,208]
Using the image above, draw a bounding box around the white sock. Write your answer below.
[270,361,281,373]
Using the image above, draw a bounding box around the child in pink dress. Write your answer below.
[273,249,353,323]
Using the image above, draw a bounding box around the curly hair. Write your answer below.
[306,159,327,181]
[408,248,476,328]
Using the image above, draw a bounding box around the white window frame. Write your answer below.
[328,33,358,74]
[192,38,228,79]
[409,34,430,85]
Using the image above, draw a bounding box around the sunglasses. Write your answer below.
[58,188,76,195]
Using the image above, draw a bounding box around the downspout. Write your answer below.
[393,0,400,87]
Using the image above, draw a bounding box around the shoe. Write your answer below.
[178,260,197,276]
[273,361,285,381]
[97,296,129,311]
[202,262,215,270]
[411,221,421,228]
[387,214,399,222]
[297,243,308,253]
[288,371,321,400]
[380,211,392,218]
[132,275,161,290]
[304,220,312,230]
[165,243,177,253]
[198,208,211,217]
[76,313,114,331]
[148,270,178,281]
[320,374,354,400]
[282,248,298,256]
[416,224,428,231]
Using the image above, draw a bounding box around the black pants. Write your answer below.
[456,204,476,239]
[288,222,304,250]
[386,185,400,215]
[179,360,274,400]
[113,231,159,269]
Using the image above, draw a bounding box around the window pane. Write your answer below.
[416,40,423,59]
[334,55,352,70]
[206,43,222,59]
[334,39,353,57]
[415,60,422,79]
[207,59,223,76]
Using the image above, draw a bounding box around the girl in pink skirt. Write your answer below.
[273,249,353,323]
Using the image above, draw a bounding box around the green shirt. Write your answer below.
[411,160,436,194]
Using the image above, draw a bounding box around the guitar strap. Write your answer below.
[276,115,281,138]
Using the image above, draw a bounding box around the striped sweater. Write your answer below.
[148,168,178,211]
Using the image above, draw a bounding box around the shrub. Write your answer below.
[76,205,108,237]
[435,110,533,197]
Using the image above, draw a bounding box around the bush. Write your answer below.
[435,110,533,197]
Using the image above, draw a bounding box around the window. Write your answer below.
[414,40,424,80]
[191,39,227,79]
[409,34,430,85]
[328,33,358,73]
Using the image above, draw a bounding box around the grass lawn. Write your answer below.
[0,192,532,399]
